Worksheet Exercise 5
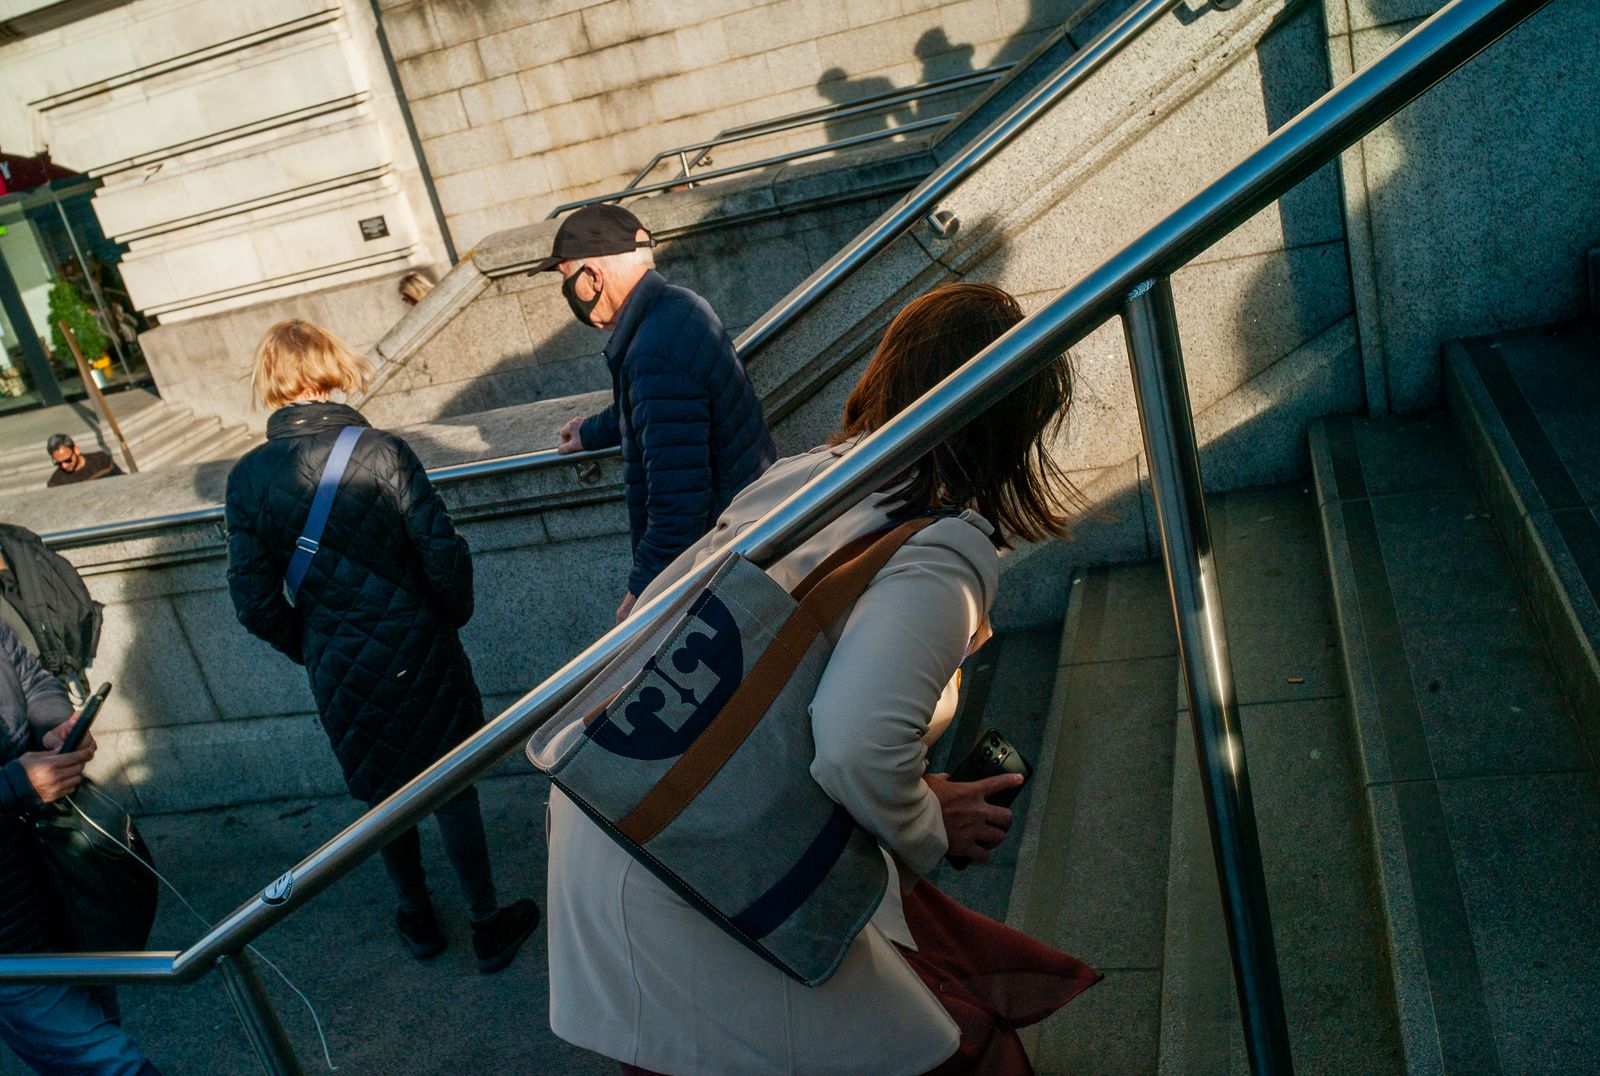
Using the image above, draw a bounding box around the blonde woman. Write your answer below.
[224,320,538,972]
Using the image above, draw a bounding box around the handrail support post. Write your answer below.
[216,950,303,1076]
[1120,276,1293,1075]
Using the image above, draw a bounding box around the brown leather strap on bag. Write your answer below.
[617,517,938,844]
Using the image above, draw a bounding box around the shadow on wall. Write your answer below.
[394,0,1120,436]
[814,0,1087,144]
[1214,0,1359,435]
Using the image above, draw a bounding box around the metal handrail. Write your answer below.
[733,0,1186,362]
[713,65,1013,142]
[37,446,614,549]
[0,3,1553,1073]
[546,114,954,219]
[640,65,1014,187]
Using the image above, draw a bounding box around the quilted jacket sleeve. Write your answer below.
[225,466,303,663]
[626,360,713,597]
[394,438,475,629]
[579,403,621,451]
[2,621,71,744]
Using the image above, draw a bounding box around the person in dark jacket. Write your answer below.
[541,204,775,622]
[0,622,158,1074]
[224,320,538,973]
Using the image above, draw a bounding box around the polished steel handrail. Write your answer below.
[713,65,1013,142]
[638,65,1014,187]
[0,4,1554,1074]
[36,446,615,549]
[545,114,954,219]
[733,0,1185,362]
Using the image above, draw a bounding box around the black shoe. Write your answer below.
[396,903,446,960]
[471,898,540,974]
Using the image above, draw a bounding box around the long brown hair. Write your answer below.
[830,283,1078,548]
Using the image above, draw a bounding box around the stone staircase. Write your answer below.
[987,320,1600,1072]
[0,397,255,500]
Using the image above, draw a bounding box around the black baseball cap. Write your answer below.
[527,203,655,275]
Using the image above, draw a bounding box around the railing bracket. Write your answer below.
[926,209,961,238]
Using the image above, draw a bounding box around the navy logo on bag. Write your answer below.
[588,591,743,760]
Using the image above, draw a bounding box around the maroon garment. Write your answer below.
[903,880,1101,1075]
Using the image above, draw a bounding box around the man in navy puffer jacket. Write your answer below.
[543,205,775,621]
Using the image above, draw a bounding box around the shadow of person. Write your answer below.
[815,67,913,144]
[911,28,978,123]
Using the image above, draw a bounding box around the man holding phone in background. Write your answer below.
[0,621,158,1074]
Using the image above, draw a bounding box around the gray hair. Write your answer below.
[576,245,655,275]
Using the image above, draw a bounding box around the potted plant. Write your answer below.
[47,274,109,380]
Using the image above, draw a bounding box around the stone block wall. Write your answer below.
[1325,0,1600,413]
[361,141,930,427]
[378,0,1103,249]
[0,0,450,325]
[139,270,424,434]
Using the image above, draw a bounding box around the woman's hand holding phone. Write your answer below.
[926,771,1024,865]
[42,713,95,754]
[19,743,93,804]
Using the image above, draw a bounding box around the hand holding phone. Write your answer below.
[57,682,112,755]
[941,727,1033,869]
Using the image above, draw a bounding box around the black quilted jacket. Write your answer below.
[225,403,483,802]
[578,270,775,596]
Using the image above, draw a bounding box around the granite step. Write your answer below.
[1445,320,1600,764]
[1310,412,1600,1074]
[929,621,1067,925]
[0,398,258,498]
[1155,484,1400,1075]
[1011,560,1181,1074]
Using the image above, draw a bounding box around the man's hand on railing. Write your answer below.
[556,416,586,455]
[20,746,94,804]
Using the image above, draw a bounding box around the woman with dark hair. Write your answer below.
[225,319,539,973]
[545,284,1097,1074]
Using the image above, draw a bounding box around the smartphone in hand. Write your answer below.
[946,727,1033,870]
[58,682,112,754]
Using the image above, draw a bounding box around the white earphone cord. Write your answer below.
[65,784,338,1071]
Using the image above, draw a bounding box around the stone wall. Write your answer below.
[139,270,424,434]
[1325,0,1600,412]
[377,0,1103,249]
[0,0,450,325]
[359,141,931,426]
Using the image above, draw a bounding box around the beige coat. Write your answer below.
[545,443,1000,1075]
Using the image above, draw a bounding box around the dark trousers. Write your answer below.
[375,786,498,922]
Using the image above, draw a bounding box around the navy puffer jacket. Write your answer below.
[579,270,775,596]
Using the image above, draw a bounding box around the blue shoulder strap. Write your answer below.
[284,426,364,604]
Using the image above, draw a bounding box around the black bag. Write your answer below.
[30,780,158,951]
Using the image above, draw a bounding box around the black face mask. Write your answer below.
[562,267,602,327]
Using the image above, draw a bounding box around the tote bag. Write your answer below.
[31,780,158,951]
[529,517,936,986]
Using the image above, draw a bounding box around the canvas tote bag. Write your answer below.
[528,516,938,986]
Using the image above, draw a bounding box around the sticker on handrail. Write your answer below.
[262,871,295,906]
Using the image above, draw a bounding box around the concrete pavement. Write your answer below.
[0,772,613,1076]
